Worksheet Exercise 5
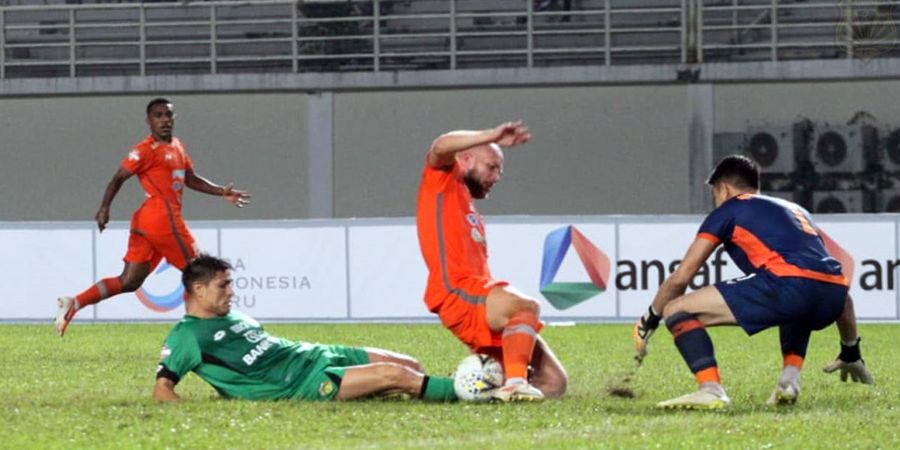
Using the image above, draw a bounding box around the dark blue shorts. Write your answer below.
[715,270,848,335]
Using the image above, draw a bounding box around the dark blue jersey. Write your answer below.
[697,193,847,286]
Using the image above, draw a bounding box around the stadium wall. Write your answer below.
[332,85,691,217]
[0,93,313,221]
[2,70,900,221]
[716,79,900,131]
[2,216,898,323]
[0,84,692,221]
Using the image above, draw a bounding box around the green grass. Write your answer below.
[2,323,897,449]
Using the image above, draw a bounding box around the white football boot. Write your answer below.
[55,296,76,337]
[657,384,732,410]
[491,382,545,402]
[767,367,801,406]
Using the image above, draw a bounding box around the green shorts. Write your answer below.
[293,345,370,401]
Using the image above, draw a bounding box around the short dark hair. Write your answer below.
[146,97,173,115]
[182,254,232,295]
[706,154,760,190]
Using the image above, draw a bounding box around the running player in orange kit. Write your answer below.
[416,121,568,402]
[54,98,251,337]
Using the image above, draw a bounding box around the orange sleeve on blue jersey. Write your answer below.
[697,200,735,244]
[731,225,849,286]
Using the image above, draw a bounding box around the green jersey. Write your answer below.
[156,311,367,400]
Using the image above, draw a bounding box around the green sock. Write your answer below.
[420,375,458,402]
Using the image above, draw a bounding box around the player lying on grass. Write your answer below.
[153,255,457,402]
[633,155,873,410]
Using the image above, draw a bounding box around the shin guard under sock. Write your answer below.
[666,311,720,385]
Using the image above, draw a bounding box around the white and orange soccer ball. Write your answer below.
[453,353,505,402]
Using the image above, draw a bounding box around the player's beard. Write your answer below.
[464,173,490,199]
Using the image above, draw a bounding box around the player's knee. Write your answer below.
[661,302,685,320]
[543,371,568,398]
[537,362,569,398]
[374,363,416,387]
[391,354,423,372]
[119,277,142,293]
[514,298,541,317]
[368,348,423,372]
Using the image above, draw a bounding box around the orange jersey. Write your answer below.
[121,135,193,212]
[416,159,493,311]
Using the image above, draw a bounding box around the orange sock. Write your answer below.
[783,353,804,369]
[695,366,721,385]
[74,277,123,308]
[501,311,542,381]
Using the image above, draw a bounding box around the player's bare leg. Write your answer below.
[55,262,151,337]
[118,262,153,292]
[335,363,422,399]
[335,363,456,402]
[528,335,568,398]
[365,348,424,372]
[485,285,546,402]
[662,285,737,326]
[657,286,735,410]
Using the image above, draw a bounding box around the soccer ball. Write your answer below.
[453,353,504,402]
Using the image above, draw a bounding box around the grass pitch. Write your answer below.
[1,322,896,449]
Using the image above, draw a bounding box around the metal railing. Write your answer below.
[700,0,900,62]
[0,0,897,79]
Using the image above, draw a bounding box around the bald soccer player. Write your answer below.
[416,121,567,402]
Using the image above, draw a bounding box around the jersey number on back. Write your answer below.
[791,208,818,236]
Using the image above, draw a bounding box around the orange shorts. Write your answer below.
[432,277,509,355]
[125,205,198,270]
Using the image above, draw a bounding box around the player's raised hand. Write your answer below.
[822,337,874,384]
[223,184,252,208]
[491,121,531,148]
[633,305,662,362]
[95,207,110,232]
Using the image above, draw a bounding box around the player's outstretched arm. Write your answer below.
[184,169,251,208]
[153,377,180,402]
[634,237,717,359]
[823,295,874,384]
[427,121,531,168]
[650,237,717,316]
[95,168,134,232]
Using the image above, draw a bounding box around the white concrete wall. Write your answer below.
[332,85,691,217]
[4,78,898,221]
[714,80,900,131]
[0,93,311,220]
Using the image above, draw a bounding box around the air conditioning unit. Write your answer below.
[811,124,877,174]
[881,127,900,173]
[877,188,900,212]
[744,120,812,174]
[744,123,809,174]
[812,191,864,213]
